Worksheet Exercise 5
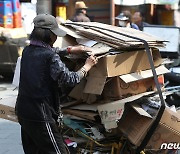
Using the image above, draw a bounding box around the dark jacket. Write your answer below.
[131,23,139,30]
[138,22,149,31]
[16,44,81,122]
[71,11,90,22]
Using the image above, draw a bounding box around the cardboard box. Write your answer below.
[97,92,154,129]
[0,96,17,122]
[102,77,155,100]
[147,108,180,150]
[84,65,169,95]
[89,48,162,78]
[118,105,180,149]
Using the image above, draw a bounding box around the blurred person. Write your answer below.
[115,10,139,30]
[15,14,97,154]
[71,1,91,22]
[133,11,149,31]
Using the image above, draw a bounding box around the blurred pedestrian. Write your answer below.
[71,1,91,22]
[115,10,139,30]
[133,11,149,31]
[15,14,97,154]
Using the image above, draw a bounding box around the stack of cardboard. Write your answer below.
[64,22,166,49]
[56,22,180,151]
[59,22,166,122]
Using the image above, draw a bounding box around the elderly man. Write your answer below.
[71,1,91,22]
[133,11,149,31]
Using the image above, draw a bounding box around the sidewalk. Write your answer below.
[0,119,24,154]
[0,79,24,154]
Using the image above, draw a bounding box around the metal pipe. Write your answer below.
[36,0,52,15]
[110,0,115,25]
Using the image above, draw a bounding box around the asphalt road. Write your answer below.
[0,76,24,154]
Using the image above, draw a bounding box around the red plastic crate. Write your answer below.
[13,11,22,28]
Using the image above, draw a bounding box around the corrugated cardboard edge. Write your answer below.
[119,65,169,83]
[0,104,17,122]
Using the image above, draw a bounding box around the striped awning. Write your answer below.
[114,0,179,5]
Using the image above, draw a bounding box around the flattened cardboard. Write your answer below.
[58,24,85,39]
[0,96,17,122]
[65,22,165,43]
[62,109,99,121]
[69,104,98,112]
[89,48,162,78]
[119,65,169,83]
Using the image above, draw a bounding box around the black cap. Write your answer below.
[33,14,67,37]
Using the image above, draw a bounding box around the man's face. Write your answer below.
[50,33,57,47]
[82,9,87,15]
[133,12,142,24]
[118,20,128,27]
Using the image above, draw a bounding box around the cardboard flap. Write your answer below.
[69,79,86,100]
[119,65,169,83]
[83,76,106,95]
[62,109,99,121]
[97,100,125,123]
[131,105,152,118]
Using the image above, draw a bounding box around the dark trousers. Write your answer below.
[18,118,68,154]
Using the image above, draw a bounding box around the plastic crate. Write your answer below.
[0,1,13,28]
[13,11,22,28]
[0,1,12,15]
[11,0,21,13]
